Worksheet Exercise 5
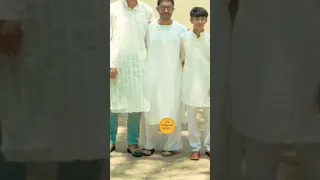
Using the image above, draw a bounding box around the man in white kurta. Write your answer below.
[180,7,210,160]
[139,0,187,157]
[110,0,154,157]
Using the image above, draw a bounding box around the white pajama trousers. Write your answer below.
[186,105,210,152]
[139,116,183,151]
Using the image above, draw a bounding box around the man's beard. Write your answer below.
[160,14,171,21]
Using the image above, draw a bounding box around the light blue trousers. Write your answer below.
[109,112,141,145]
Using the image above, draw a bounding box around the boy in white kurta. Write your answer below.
[139,0,187,157]
[180,7,210,160]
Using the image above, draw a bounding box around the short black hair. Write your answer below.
[190,7,208,18]
[157,0,175,6]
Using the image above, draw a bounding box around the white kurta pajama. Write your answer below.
[110,0,154,113]
[139,21,187,151]
[180,31,210,152]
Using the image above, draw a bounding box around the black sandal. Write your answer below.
[142,148,155,156]
[110,144,116,153]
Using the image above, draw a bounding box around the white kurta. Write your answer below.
[139,21,187,151]
[181,31,211,152]
[110,0,154,113]
[181,31,210,107]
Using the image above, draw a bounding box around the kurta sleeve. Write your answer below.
[203,33,210,64]
[110,10,117,68]
[179,33,185,63]
[0,0,19,20]
[211,0,242,179]
[145,7,155,50]
[206,34,210,76]
[179,26,188,63]
[148,7,156,23]
[145,24,150,49]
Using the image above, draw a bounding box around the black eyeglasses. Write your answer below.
[157,6,175,11]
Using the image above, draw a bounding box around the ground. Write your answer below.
[12,110,295,180]
[19,110,298,180]
[110,112,210,180]
[110,111,300,180]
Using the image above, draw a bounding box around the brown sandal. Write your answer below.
[190,152,201,160]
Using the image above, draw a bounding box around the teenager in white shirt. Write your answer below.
[180,7,210,160]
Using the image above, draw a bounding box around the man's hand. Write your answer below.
[110,68,118,79]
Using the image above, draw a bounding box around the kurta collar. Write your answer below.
[192,30,207,39]
[121,0,141,10]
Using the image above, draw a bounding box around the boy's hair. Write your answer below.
[157,0,175,6]
[190,7,208,18]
